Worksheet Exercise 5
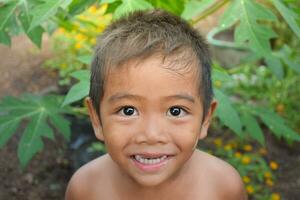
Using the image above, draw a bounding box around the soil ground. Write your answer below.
[0,33,299,200]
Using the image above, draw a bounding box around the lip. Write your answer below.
[130,153,173,172]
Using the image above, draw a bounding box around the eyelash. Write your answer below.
[115,105,189,117]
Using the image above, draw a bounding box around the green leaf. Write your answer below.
[0,94,71,167]
[181,0,213,20]
[0,30,11,45]
[0,117,20,148]
[113,0,153,19]
[0,1,18,30]
[232,0,277,57]
[212,68,233,83]
[77,55,93,65]
[49,114,71,141]
[264,55,284,79]
[253,108,300,142]
[218,0,241,29]
[62,70,90,106]
[214,89,242,137]
[29,0,72,31]
[19,5,45,48]
[272,0,300,38]
[240,113,264,145]
[68,0,95,16]
[147,0,185,16]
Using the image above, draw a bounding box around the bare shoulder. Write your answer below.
[196,150,247,200]
[65,154,111,200]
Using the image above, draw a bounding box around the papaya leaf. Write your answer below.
[113,0,153,19]
[29,0,72,31]
[234,0,277,57]
[252,107,300,142]
[0,0,18,30]
[181,0,213,20]
[218,0,241,29]
[68,0,95,16]
[214,89,242,137]
[272,0,300,38]
[264,55,284,79]
[0,30,11,46]
[148,0,185,16]
[19,3,44,48]
[240,113,265,145]
[0,94,72,168]
[62,70,90,106]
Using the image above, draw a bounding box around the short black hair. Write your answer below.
[89,9,213,117]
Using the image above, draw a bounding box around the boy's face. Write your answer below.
[87,55,216,187]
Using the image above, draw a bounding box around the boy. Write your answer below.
[66,9,247,200]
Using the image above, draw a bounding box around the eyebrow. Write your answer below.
[108,93,195,103]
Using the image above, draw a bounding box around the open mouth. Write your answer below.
[132,155,168,165]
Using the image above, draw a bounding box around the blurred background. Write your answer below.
[0,0,300,199]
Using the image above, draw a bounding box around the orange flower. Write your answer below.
[242,156,251,165]
[243,144,253,152]
[234,152,242,158]
[270,161,279,170]
[243,176,250,183]
[213,138,222,147]
[246,185,254,194]
[264,171,272,179]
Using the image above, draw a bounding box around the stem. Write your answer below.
[191,0,231,25]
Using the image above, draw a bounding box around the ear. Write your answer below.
[85,97,104,141]
[198,99,218,140]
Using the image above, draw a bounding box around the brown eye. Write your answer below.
[167,106,187,117]
[120,106,137,116]
[170,107,181,116]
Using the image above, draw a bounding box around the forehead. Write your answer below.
[102,55,201,100]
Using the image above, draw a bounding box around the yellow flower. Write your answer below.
[75,42,81,49]
[246,185,254,194]
[271,193,281,200]
[266,178,274,186]
[264,171,272,179]
[75,33,86,41]
[88,5,98,14]
[215,80,222,88]
[270,161,279,170]
[243,144,253,152]
[242,156,251,164]
[56,27,65,34]
[224,144,232,151]
[213,138,222,147]
[234,152,242,158]
[242,176,250,183]
[259,148,267,155]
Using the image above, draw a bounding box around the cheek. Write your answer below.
[170,122,201,148]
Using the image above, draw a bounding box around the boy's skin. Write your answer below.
[65,55,247,200]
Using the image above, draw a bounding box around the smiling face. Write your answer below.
[87,55,216,188]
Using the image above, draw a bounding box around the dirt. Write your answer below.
[0,35,72,200]
[0,32,299,200]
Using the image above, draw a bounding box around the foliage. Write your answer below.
[0,94,71,167]
[201,136,280,199]
[0,0,300,175]
[43,4,111,85]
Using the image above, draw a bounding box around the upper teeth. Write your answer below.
[134,155,167,165]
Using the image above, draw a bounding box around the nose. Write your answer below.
[134,115,169,144]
